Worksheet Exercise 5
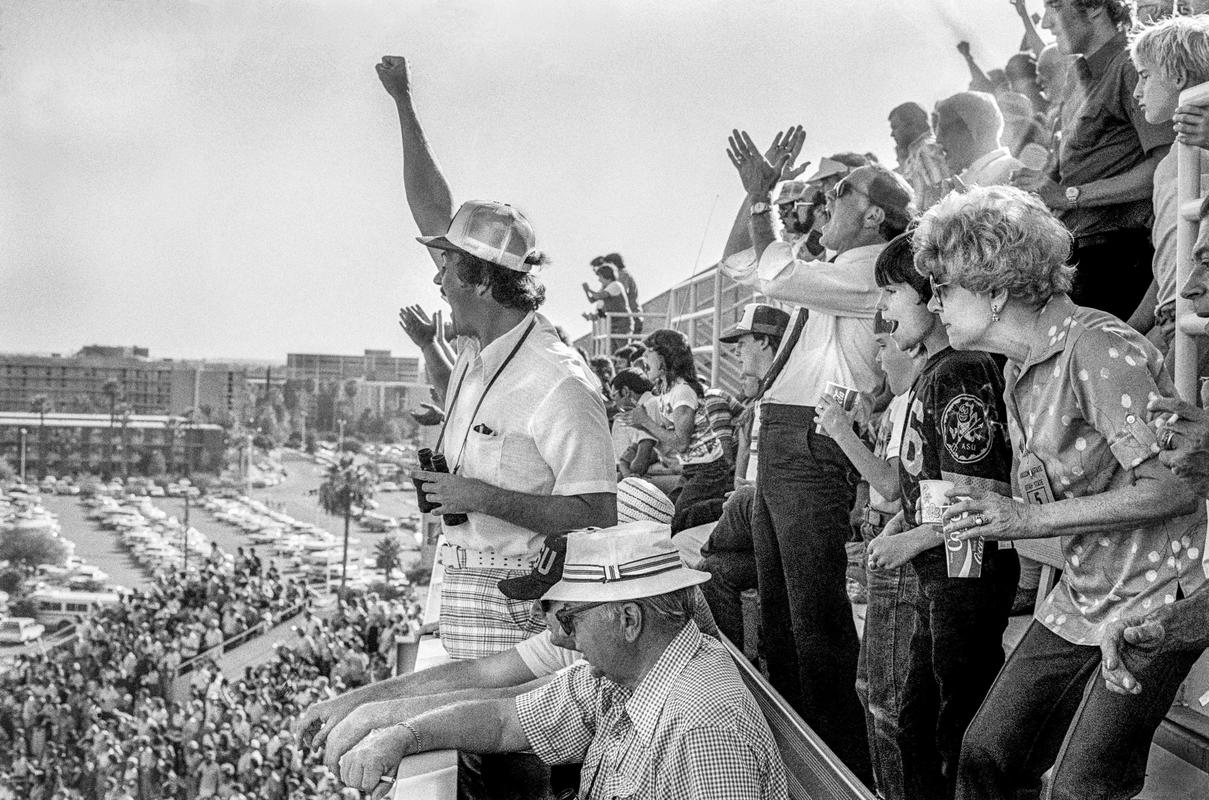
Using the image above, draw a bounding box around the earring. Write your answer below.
[990,304,1001,323]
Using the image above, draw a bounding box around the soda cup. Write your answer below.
[816,382,860,435]
[918,479,953,525]
[945,527,984,578]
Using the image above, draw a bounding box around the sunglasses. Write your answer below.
[543,601,609,635]
[826,177,870,203]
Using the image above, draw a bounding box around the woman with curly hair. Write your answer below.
[912,185,1205,800]
[619,328,729,531]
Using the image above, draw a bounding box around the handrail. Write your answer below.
[173,598,309,676]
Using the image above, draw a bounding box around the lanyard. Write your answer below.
[435,318,537,474]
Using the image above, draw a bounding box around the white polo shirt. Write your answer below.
[723,243,885,417]
[441,312,616,558]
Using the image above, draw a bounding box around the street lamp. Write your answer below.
[18,428,27,483]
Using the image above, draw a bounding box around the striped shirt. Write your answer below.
[515,624,787,800]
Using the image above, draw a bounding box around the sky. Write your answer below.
[0,0,1034,363]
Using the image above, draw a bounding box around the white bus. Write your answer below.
[28,587,122,627]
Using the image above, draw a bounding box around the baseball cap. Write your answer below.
[417,200,542,274]
[773,180,811,206]
[718,303,791,344]
[803,157,850,187]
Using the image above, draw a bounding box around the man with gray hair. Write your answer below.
[934,92,1024,188]
[334,522,788,800]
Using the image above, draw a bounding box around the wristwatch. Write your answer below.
[750,201,772,216]
[1065,185,1081,208]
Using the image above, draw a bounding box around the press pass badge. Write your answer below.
[1019,451,1056,506]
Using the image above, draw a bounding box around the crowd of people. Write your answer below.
[15,1,1209,799]
[0,549,422,799]
[325,3,1209,799]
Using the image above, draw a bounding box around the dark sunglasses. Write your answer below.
[544,601,608,635]
[826,177,870,203]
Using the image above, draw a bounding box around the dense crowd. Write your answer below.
[0,553,420,800]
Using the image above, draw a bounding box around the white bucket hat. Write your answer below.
[616,477,674,525]
[542,521,710,603]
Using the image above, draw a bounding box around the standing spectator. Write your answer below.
[723,126,914,780]
[866,233,1019,800]
[1014,0,1173,323]
[619,329,730,532]
[889,102,952,210]
[591,253,642,334]
[815,308,919,800]
[934,92,1025,187]
[1128,15,1209,352]
[379,52,616,798]
[912,185,1205,800]
[1004,52,1050,116]
[581,263,631,344]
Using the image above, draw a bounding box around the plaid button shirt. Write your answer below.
[515,623,787,800]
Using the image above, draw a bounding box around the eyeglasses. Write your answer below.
[928,274,954,305]
[549,601,609,635]
[826,177,870,204]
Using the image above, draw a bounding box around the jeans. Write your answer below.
[752,403,872,784]
[672,459,732,533]
[699,485,758,646]
[957,620,1203,800]
[1069,229,1153,323]
[856,522,921,800]
[897,546,1019,800]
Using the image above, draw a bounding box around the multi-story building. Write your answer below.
[0,346,253,422]
[0,411,225,479]
[286,350,427,420]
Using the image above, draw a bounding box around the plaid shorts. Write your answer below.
[440,566,547,660]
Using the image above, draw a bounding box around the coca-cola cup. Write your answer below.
[920,479,984,578]
[918,479,953,526]
[816,382,860,435]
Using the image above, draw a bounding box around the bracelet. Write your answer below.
[396,720,424,754]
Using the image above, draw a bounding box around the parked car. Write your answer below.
[0,617,45,644]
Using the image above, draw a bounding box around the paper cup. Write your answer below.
[816,382,860,435]
[918,479,954,525]
[945,529,985,578]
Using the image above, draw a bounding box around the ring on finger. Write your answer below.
[1160,429,1176,450]
[975,515,986,526]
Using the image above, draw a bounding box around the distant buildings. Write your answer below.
[0,346,256,423]
[0,411,225,479]
[286,350,427,421]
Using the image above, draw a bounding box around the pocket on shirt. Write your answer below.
[462,429,504,486]
[500,430,550,492]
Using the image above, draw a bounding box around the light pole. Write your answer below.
[182,490,191,576]
[18,428,27,483]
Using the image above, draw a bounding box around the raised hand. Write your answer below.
[956,41,972,58]
[399,305,439,348]
[726,129,785,197]
[376,55,411,101]
[764,125,810,181]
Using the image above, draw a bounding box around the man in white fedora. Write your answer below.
[334,521,787,799]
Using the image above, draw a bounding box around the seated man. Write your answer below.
[334,523,787,799]
[610,369,658,478]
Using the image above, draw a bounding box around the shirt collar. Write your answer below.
[620,623,704,745]
[474,312,538,375]
[961,147,1011,179]
[1017,293,1078,371]
[1078,32,1126,83]
[907,132,934,154]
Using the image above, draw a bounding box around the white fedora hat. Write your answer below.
[542,521,710,604]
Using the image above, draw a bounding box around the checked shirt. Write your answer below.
[515,624,787,800]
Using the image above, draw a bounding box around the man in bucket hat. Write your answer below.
[335,521,787,799]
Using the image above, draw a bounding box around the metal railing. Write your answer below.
[173,597,309,677]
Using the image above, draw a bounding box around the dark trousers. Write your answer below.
[856,521,921,800]
[1069,229,1153,323]
[957,619,1202,800]
[699,485,758,646]
[672,459,732,533]
[752,403,872,784]
[897,548,1019,800]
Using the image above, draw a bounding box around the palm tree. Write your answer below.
[29,395,51,479]
[374,535,404,585]
[317,458,375,607]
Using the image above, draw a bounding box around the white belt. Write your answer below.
[439,543,530,571]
